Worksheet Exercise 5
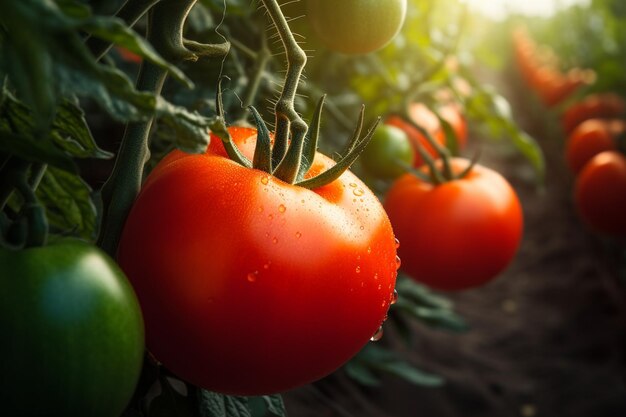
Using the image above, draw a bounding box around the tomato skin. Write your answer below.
[565,119,625,174]
[384,159,523,291]
[307,0,407,54]
[0,240,145,417]
[574,151,626,236]
[562,93,626,134]
[360,124,414,179]
[118,127,398,395]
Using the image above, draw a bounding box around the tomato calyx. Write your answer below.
[391,110,479,185]
[212,78,381,190]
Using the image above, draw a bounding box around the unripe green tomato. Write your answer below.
[0,240,145,417]
[307,0,407,55]
[361,124,415,179]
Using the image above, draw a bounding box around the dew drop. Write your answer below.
[260,176,269,185]
[356,255,361,261]
[395,238,400,249]
[247,272,258,283]
[367,246,372,254]
[278,204,286,213]
[390,289,398,305]
[295,231,302,239]
[257,206,263,213]
[353,188,364,197]
[272,237,278,244]
[395,255,402,269]
[268,214,274,220]
[349,183,357,188]
[360,225,365,230]
[263,262,271,270]
[370,326,384,342]
[374,273,379,280]
[377,284,382,290]
[355,266,361,274]
[381,299,386,307]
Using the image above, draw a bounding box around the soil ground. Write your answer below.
[282,73,626,417]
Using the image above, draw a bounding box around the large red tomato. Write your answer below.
[118,126,398,395]
[562,93,626,134]
[384,159,523,291]
[574,151,626,236]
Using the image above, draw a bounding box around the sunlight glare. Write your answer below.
[463,0,591,20]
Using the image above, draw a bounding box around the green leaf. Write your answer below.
[0,131,76,173]
[0,0,204,149]
[198,390,252,417]
[50,98,113,159]
[262,395,287,417]
[82,15,192,87]
[507,128,546,183]
[35,166,97,240]
[376,361,444,387]
[344,361,381,387]
[156,98,212,154]
[348,345,444,388]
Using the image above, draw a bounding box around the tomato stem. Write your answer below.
[98,0,229,256]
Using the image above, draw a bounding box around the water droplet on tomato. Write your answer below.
[268,214,274,220]
[370,326,384,342]
[367,246,372,255]
[360,225,365,230]
[349,183,357,188]
[355,266,361,274]
[353,188,364,196]
[263,262,271,270]
[395,255,401,269]
[247,272,258,282]
[390,289,398,305]
[261,176,269,185]
[295,231,302,239]
[278,204,286,213]
[395,238,400,248]
[374,273,379,280]
[257,206,263,213]
[377,284,382,290]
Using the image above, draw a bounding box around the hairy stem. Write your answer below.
[261,0,308,172]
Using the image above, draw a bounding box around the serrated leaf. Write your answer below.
[35,166,97,239]
[50,98,113,159]
[198,390,252,417]
[156,97,212,153]
[0,131,77,173]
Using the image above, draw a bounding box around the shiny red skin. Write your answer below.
[384,159,523,291]
[574,151,626,236]
[118,127,398,395]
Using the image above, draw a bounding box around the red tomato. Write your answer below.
[562,93,626,134]
[384,159,523,291]
[565,119,625,174]
[118,126,398,395]
[574,151,626,236]
[386,103,467,167]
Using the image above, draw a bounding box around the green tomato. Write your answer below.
[0,240,144,417]
[361,124,415,179]
[307,0,407,55]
